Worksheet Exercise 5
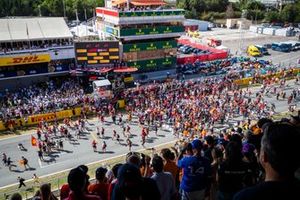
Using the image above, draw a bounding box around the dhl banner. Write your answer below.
[0,108,83,131]
[0,54,51,67]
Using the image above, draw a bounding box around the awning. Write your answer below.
[112,0,127,6]
[99,67,113,73]
[93,79,111,87]
[114,67,138,73]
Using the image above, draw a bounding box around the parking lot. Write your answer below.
[201,28,300,66]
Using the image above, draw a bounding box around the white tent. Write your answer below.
[93,79,111,88]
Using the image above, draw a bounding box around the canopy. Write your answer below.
[0,17,72,42]
[114,67,138,73]
[99,67,113,73]
[93,79,111,87]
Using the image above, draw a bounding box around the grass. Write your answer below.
[0,142,176,200]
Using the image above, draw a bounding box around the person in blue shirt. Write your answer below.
[177,139,212,200]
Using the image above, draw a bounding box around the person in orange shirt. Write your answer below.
[160,148,180,187]
[88,167,109,200]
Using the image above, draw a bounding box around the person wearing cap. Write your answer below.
[112,163,160,200]
[233,122,300,200]
[88,167,109,200]
[177,139,212,200]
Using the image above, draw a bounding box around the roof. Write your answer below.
[112,0,165,6]
[93,79,111,87]
[0,17,72,42]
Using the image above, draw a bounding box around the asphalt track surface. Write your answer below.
[0,80,299,188]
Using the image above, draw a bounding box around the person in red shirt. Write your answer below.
[65,167,100,200]
[60,165,92,200]
[108,164,123,200]
[88,167,109,200]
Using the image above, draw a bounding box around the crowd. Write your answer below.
[0,79,87,120]
[0,39,73,55]
[7,115,300,200]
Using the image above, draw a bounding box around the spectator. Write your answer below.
[233,122,300,200]
[61,165,94,200]
[108,164,122,200]
[160,148,179,186]
[112,163,160,200]
[151,155,177,200]
[177,139,212,200]
[217,141,254,200]
[88,167,109,200]
[65,167,100,200]
[33,183,58,200]
[140,154,152,177]
[10,193,22,200]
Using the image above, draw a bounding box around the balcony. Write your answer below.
[96,8,185,25]
[104,25,184,40]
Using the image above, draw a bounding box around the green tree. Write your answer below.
[280,4,297,22]
[264,11,282,23]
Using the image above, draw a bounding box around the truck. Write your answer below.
[255,45,270,55]
[271,42,292,52]
[247,45,261,57]
[207,38,222,47]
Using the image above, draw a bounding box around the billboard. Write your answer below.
[74,42,120,67]
[0,54,51,67]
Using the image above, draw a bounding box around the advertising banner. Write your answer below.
[120,26,184,37]
[123,40,177,52]
[127,57,176,71]
[0,54,51,67]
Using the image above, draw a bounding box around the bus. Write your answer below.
[271,42,292,52]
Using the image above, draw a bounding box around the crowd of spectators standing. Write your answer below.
[9,114,300,200]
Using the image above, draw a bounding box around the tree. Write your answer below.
[264,11,281,23]
[226,3,234,18]
[280,4,297,22]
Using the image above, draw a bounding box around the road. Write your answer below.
[0,80,299,188]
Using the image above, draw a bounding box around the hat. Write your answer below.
[96,167,108,180]
[191,139,203,150]
[68,167,87,191]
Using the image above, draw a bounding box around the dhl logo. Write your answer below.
[0,54,50,67]
[12,55,41,64]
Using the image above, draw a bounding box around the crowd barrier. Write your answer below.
[0,107,84,131]
[233,68,300,86]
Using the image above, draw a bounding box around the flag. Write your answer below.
[31,135,37,147]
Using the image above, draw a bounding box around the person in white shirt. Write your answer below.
[151,155,177,200]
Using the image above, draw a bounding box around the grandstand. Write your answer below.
[0,17,74,90]
[96,0,185,72]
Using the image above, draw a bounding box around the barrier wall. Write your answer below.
[0,108,83,131]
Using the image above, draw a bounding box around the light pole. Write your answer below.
[62,0,66,18]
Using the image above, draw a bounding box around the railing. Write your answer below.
[120,26,184,37]
[119,9,185,17]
